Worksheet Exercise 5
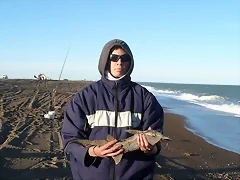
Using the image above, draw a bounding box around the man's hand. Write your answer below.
[137,127,154,151]
[137,127,158,155]
[88,139,123,158]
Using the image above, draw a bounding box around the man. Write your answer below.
[62,39,164,180]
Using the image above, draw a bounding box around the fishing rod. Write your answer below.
[50,45,71,111]
[58,45,71,81]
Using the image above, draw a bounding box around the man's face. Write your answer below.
[109,48,131,78]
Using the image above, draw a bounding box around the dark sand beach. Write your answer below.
[0,79,239,180]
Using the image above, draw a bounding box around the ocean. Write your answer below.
[139,82,240,154]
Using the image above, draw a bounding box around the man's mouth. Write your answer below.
[115,68,122,71]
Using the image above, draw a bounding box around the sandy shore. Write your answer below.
[0,79,239,180]
[154,113,240,179]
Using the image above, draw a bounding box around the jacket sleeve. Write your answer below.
[61,93,95,166]
[142,92,164,155]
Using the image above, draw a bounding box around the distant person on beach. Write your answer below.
[61,39,164,180]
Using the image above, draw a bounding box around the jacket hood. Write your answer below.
[98,39,134,77]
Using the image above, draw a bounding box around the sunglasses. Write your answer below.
[109,54,131,62]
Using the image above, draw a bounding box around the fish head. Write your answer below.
[144,130,170,145]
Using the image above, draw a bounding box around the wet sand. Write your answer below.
[0,79,239,180]
[154,113,240,179]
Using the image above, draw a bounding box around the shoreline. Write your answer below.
[163,102,240,155]
[184,125,240,155]
[154,112,240,179]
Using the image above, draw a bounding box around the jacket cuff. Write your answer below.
[66,143,96,166]
[154,143,162,155]
[144,143,161,156]
[84,148,97,167]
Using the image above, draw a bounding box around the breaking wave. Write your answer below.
[177,93,225,101]
[142,85,240,116]
[195,102,240,116]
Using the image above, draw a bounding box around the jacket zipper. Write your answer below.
[114,82,119,138]
[111,81,119,180]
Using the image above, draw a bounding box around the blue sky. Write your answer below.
[0,0,239,85]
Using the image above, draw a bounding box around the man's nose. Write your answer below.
[116,58,122,64]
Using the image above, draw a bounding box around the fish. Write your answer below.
[71,129,170,165]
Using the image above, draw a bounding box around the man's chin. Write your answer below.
[112,73,123,78]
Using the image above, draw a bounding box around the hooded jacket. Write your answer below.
[61,39,164,180]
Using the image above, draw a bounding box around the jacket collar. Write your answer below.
[101,75,131,90]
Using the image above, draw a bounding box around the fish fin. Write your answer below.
[112,153,123,165]
[148,136,171,145]
[148,138,161,146]
[107,135,115,141]
[125,129,142,134]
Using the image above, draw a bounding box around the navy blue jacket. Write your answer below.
[61,39,164,180]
